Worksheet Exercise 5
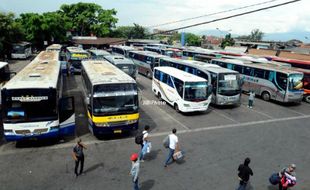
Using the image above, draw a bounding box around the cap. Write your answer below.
[130,153,139,161]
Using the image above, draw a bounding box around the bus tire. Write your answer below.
[305,95,310,103]
[262,91,271,101]
[174,103,180,113]
[158,93,162,101]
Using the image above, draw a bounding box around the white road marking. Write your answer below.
[210,109,240,124]
[1,114,309,156]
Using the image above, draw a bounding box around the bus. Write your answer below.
[81,60,139,136]
[111,45,135,57]
[182,48,217,60]
[0,62,15,108]
[46,44,62,52]
[11,42,32,59]
[66,46,90,73]
[143,46,182,58]
[104,55,137,79]
[159,58,241,105]
[152,66,211,113]
[211,59,304,103]
[88,49,110,59]
[1,51,75,141]
[128,51,164,78]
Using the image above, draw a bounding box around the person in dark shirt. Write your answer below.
[237,157,253,190]
[72,138,87,177]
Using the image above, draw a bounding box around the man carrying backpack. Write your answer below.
[164,128,179,168]
[135,125,150,162]
[278,164,297,190]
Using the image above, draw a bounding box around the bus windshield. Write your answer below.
[2,89,57,123]
[117,64,135,75]
[184,82,208,101]
[93,95,138,115]
[288,74,303,91]
[218,73,240,96]
[12,45,26,53]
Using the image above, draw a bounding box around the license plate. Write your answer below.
[114,130,122,134]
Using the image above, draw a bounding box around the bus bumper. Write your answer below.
[90,122,139,136]
[4,130,60,141]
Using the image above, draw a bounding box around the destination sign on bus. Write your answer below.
[71,53,89,59]
[12,96,48,102]
[224,75,237,80]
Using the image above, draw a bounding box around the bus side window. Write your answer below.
[227,63,233,70]
[167,76,174,88]
[154,70,160,80]
[268,71,274,81]
[173,77,184,97]
[244,67,252,76]
[234,65,243,74]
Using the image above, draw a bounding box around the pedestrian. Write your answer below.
[278,164,297,190]
[72,138,87,177]
[236,157,253,190]
[164,128,179,168]
[248,90,255,108]
[139,125,150,162]
[130,153,140,190]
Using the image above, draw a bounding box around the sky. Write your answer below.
[1,0,310,41]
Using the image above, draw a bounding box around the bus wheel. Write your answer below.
[174,104,180,113]
[262,91,271,101]
[305,95,310,103]
[158,93,162,101]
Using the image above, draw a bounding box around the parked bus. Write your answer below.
[152,66,211,112]
[1,51,75,141]
[211,59,304,103]
[104,55,137,79]
[128,51,164,78]
[182,48,216,60]
[159,58,241,105]
[66,46,90,73]
[11,42,32,59]
[0,62,15,108]
[81,60,139,136]
[144,46,182,58]
[111,45,135,57]
[46,44,62,52]
[88,49,110,59]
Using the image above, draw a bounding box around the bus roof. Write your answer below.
[161,57,238,75]
[82,60,136,86]
[2,51,60,90]
[213,58,303,75]
[104,55,135,65]
[66,46,88,54]
[155,66,207,82]
[46,44,62,51]
[88,49,110,56]
[130,50,164,58]
[12,42,31,46]
[270,56,310,65]
[0,62,8,69]
[112,45,135,51]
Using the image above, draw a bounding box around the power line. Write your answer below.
[148,0,278,28]
[151,0,301,36]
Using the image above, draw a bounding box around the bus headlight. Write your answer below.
[127,120,138,124]
[96,122,109,127]
[183,104,190,107]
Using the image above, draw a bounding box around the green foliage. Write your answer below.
[168,33,201,46]
[112,23,149,39]
[249,29,264,41]
[59,2,118,36]
[0,12,23,57]
[221,33,235,48]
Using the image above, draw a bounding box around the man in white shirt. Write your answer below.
[164,128,179,167]
[139,125,150,161]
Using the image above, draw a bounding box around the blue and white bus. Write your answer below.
[1,51,75,141]
[211,59,304,103]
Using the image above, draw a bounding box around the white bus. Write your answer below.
[1,51,75,141]
[81,60,139,136]
[88,49,110,59]
[11,42,32,59]
[46,44,63,52]
[159,58,241,105]
[0,62,15,108]
[111,45,135,57]
[182,48,216,60]
[128,51,164,78]
[153,67,211,113]
[211,59,304,103]
[104,55,137,79]
[66,46,90,73]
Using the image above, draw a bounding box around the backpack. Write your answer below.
[135,132,144,145]
[163,135,170,148]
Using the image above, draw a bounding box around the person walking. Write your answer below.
[72,138,87,177]
[248,90,255,108]
[236,157,253,190]
[130,153,140,190]
[278,164,297,190]
[139,125,150,162]
[164,128,179,168]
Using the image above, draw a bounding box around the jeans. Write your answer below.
[279,183,287,190]
[133,177,139,190]
[248,99,253,107]
[75,155,84,176]
[237,180,247,190]
[165,148,175,166]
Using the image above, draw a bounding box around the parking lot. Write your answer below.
[1,59,310,189]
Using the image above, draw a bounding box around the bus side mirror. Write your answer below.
[86,96,90,105]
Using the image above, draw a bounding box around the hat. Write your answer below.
[130,153,138,161]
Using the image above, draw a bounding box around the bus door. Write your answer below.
[59,96,75,136]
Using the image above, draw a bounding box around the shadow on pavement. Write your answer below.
[83,162,104,174]
[140,179,155,190]
[145,149,161,161]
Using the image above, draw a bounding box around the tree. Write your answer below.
[249,29,264,41]
[59,2,118,36]
[167,32,201,46]
[112,23,150,39]
[221,33,235,49]
[0,12,23,58]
